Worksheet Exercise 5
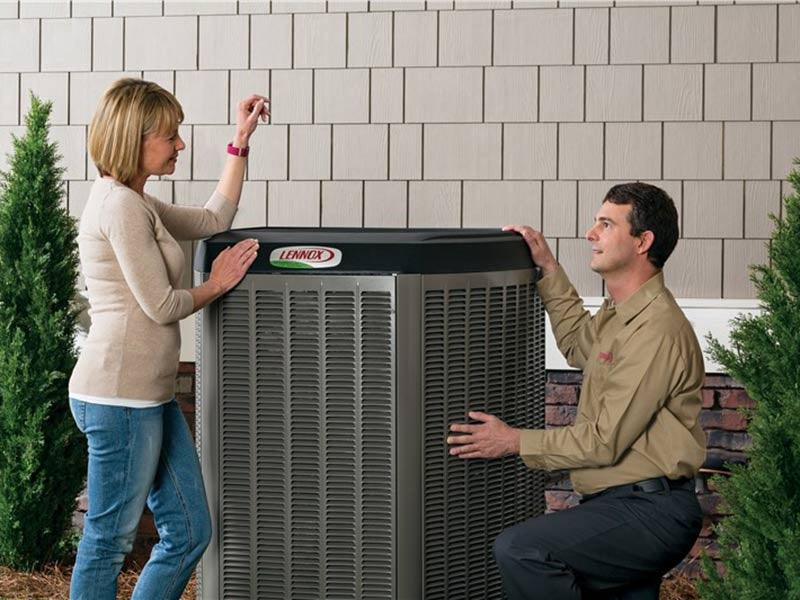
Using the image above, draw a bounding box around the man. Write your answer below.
[447,182,706,600]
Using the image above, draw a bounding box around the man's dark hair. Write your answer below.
[604,182,679,269]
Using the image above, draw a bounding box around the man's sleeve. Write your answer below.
[537,265,597,370]
[519,328,684,471]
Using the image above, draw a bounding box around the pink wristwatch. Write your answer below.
[227,143,249,157]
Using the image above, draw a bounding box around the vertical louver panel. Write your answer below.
[219,288,253,598]
[360,291,395,599]
[323,291,358,600]
[254,290,288,599]
[423,281,544,600]
[289,290,323,599]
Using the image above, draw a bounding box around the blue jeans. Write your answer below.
[69,399,212,600]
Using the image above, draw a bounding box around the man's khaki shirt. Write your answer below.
[520,266,707,495]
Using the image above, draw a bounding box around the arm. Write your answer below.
[154,94,270,241]
[504,225,596,369]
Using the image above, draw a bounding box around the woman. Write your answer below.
[68,78,268,599]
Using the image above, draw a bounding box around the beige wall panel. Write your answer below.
[73,1,112,17]
[20,0,70,18]
[557,238,603,297]
[406,67,483,123]
[683,181,743,238]
[271,70,313,124]
[644,65,702,121]
[605,122,661,180]
[540,66,584,123]
[610,7,669,64]
[559,123,603,180]
[231,182,268,229]
[199,16,249,70]
[394,12,437,67]
[705,64,750,121]
[322,181,363,226]
[229,70,270,124]
[408,181,461,228]
[0,19,38,72]
[772,121,800,180]
[69,71,140,125]
[290,124,331,180]
[504,123,557,180]
[125,17,196,70]
[192,125,230,181]
[439,10,492,66]
[717,5,776,63]
[390,124,422,180]
[575,8,609,65]
[494,9,573,66]
[671,6,714,64]
[724,239,769,299]
[294,13,346,68]
[176,71,229,124]
[248,125,289,181]
[315,69,370,124]
[237,0,269,12]
[68,181,94,223]
[268,181,320,226]
[586,65,642,122]
[779,5,800,62]
[329,2,369,13]
[273,1,326,13]
[372,68,404,123]
[427,1,454,9]
[485,67,538,123]
[724,122,770,180]
[50,126,86,180]
[21,73,67,125]
[348,12,392,68]
[745,180,780,239]
[164,1,237,15]
[174,181,216,207]
[753,64,800,121]
[114,1,162,16]
[333,124,388,180]
[364,181,407,228]
[543,181,578,238]
[93,18,123,72]
[463,181,542,228]
[143,181,173,205]
[371,1,426,11]
[251,15,293,69]
[664,239,722,298]
[0,2,16,17]
[454,1,510,8]
[0,74,18,125]
[424,124,501,180]
[663,122,722,179]
[42,19,91,72]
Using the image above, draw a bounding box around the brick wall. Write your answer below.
[74,364,752,573]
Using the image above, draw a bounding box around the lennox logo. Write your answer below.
[269,246,342,269]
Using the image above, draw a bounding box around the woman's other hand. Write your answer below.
[232,95,270,148]
[208,238,259,295]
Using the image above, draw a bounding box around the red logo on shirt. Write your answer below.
[598,351,613,364]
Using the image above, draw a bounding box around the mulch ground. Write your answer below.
[0,564,696,599]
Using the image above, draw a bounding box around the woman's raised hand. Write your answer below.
[232,95,270,148]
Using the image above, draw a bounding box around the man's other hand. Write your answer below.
[447,411,521,459]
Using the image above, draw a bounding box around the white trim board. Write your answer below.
[545,298,762,374]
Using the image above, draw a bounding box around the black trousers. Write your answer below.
[493,478,702,600]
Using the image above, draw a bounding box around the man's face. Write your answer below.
[585,201,642,276]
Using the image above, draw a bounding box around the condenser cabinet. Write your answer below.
[194,228,546,600]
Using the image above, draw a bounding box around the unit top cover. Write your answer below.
[194,227,537,275]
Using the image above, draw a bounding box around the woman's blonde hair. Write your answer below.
[88,78,183,186]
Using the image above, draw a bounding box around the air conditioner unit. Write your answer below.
[194,228,546,600]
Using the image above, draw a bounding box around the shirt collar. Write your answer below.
[612,271,666,324]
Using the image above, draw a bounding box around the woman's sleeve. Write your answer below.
[149,190,237,241]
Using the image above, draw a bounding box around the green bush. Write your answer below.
[0,96,86,570]
[699,162,800,599]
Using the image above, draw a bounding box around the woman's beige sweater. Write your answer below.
[69,177,236,404]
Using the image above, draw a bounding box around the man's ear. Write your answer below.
[637,230,655,255]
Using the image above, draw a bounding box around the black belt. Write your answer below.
[581,476,695,502]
